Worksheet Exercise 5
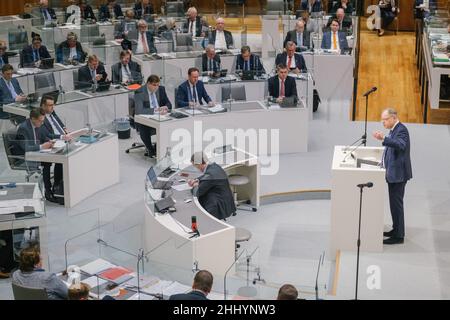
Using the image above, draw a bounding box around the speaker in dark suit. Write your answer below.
[111,51,142,84]
[20,37,51,68]
[283,20,311,51]
[176,68,212,108]
[134,75,172,157]
[78,55,108,85]
[268,66,298,100]
[169,270,213,300]
[275,42,308,73]
[236,46,265,73]
[201,46,221,73]
[373,108,412,245]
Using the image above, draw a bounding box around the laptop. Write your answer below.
[95,81,111,92]
[147,167,174,190]
[241,70,255,81]
[39,58,54,69]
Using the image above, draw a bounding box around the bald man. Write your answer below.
[209,18,234,50]
[284,20,311,51]
[327,8,352,31]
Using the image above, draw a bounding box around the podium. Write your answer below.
[330,146,386,256]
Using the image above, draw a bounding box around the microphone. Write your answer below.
[363,87,377,97]
[191,215,197,232]
[315,252,324,300]
[357,182,374,188]
[342,140,366,163]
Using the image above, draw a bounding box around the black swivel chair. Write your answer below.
[224,0,246,18]
[221,84,246,102]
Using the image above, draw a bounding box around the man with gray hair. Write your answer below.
[183,7,202,37]
[373,108,412,245]
[188,151,236,220]
[201,44,221,74]
[284,19,311,51]
[135,19,156,54]
[209,18,234,50]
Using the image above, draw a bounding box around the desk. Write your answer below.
[25,133,119,208]
[144,148,259,275]
[135,100,308,158]
[3,88,129,130]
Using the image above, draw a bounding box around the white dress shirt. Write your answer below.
[69,47,77,59]
[136,32,148,54]
[286,54,296,69]
[214,31,227,49]
[121,64,131,83]
[188,19,197,35]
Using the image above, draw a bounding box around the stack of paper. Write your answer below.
[161,281,191,299]
[98,266,133,284]
[208,104,225,113]
[80,258,116,275]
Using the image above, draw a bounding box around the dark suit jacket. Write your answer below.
[0,54,9,67]
[275,52,307,72]
[56,41,87,63]
[330,2,354,14]
[209,30,234,49]
[80,4,96,21]
[134,2,154,19]
[115,19,137,38]
[382,122,412,183]
[111,60,142,84]
[194,163,236,220]
[0,77,23,105]
[132,31,157,54]
[236,53,265,73]
[176,80,211,108]
[78,63,108,85]
[134,85,172,115]
[40,7,57,20]
[284,30,311,50]
[183,16,203,37]
[20,45,51,67]
[321,31,349,50]
[16,119,48,154]
[300,0,322,12]
[201,53,221,72]
[41,112,66,140]
[98,4,123,20]
[169,290,208,301]
[326,16,353,30]
[268,76,298,99]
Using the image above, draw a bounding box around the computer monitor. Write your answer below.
[34,72,57,95]
[8,30,28,51]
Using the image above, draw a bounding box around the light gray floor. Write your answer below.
[1,98,449,300]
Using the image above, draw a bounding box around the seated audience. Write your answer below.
[330,0,353,14]
[158,18,178,36]
[21,3,34,19]
[170,270,213,300]
[115,9,137,39]
[98,0,124,21]
[56,32,87,64]
[78,54,108,86]
[236,46,265,73]
[209,18,234,50]
[68,283,90,300]
[0,42,9,68]
[134,75,172,157]
[327,8,352,31]
[275,41,307,73]
[21,36,51,68]
[277,284,299,300]
[268,64,298,103]
[0,64,26,106]
[376,0,397,36]
[284,20,311,51]
[321,19,349,50]
[301,0,323,13]
[79,0,96,22]
[111,50,142,85]
[183,7,203,37]
[299,11,319,33]
[134,19,157,54]
[134,0,154,19]
[12,246,68,300]
[176,67,212,108]
[39,0,57,24]
[202,45,221,74]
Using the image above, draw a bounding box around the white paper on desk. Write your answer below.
[162,281,191,298]
[0,206,24,215]
[0,199,38,209]
[124,275,160,289]
[208,104,225,113]
[111,40,121,46]
[171,183,192,191]
[81,276,108,288]
[128,292,157,300]
[184,109,203,115]
[0,191,7,196]
[141,114,171,121]
[141,280,173,295]
[39,148,52,153]
[80,258,116,275]
[269,104,281,110]
[17,68,40,75]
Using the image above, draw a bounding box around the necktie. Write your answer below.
[51,114,64,135]
[0,56,4,67]
[7,80,17,100]
[44,9,51,20]
[141,32,149,54]
[297,33,303,47]
[33,49,40,62]
[150,92,158,108]
[34,127,39,143]
[333,32,337,50]
[280,79,285,97]
[209,58,213,71]
[91,69,97,83]
[192,85,197,103]
[287,55,293,69]
[246,60,250,71]
[123,64,131,80]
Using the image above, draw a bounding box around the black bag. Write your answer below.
[53,181,65,205]
[313,89,321,112]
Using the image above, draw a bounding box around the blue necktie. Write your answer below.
[44,9,51,20]
[297,33,303,47]
[91,69,96,82]
[246,60,250,71]
[0,56,4,67]
[33,49,40,61]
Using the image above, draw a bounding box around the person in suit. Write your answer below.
[114,9,136,39]
[134,75,172,157]
[134,19,157,54]
[0,42,9,68]
[236,46,265,73]
[111,50,142,85]
[21,36,51,68]
[284,20,311,51]
[277,284,299,300]
[327,8,352,31]
[275,41,308,73]
[183,7,203,37]
[12,246,68,300]
[98,0,124,21]
[373,108,412,245]
[330,0,353,14]
[188,152,236,220]
[134,0,154,19]
[40,95,71,203]
[0,64,26,106]
[79,0,96,22]
[209,18,234,50]
[56,32,87,64]
[268,64,298,103]
[176,67,213,108]
[170,270,213,300]
[39,0,57,24]
[300,0,323,13]
[202,45,221,74]
[299,10,319,33]
[321,19,349,51]
[78,54,108,86]
[21,3,34,19]
[376,0,397,36]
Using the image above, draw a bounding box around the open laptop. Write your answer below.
[95,81,111,92]
[147,167,174,190]
[39,58,54,69]
[241,70,255,81]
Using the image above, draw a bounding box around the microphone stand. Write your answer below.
[64,225,103,272]
[342,139,366,163]
[315,251,325,300]
[363,89,376,146]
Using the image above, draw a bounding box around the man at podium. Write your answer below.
[373,108,412,245]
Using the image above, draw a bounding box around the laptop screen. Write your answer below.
[146,167,157,185]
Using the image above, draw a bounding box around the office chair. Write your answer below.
[2,129,41,182]
[224,0,246,18]
[173,33,193,52]
[12,282,48,300]
[8,30,29,52]
[165,1,185,17]
[34,72,57,96]
[266,0,285,15]
[125,100,151,157]
[221,84,246,102]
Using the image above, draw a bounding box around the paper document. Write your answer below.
[141,280,173,295]
[184,109,203,115]
[161,281,191,298]
[128,292,157,300]
[0,191,7,196]
[171,183,192,191]
[124,275,160,289]
[0,206,24,215]
[268,104,281,110]
[208,104,225,113]
[140,114,171,122]
[80,258,117,275]
[81,276,108,288]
